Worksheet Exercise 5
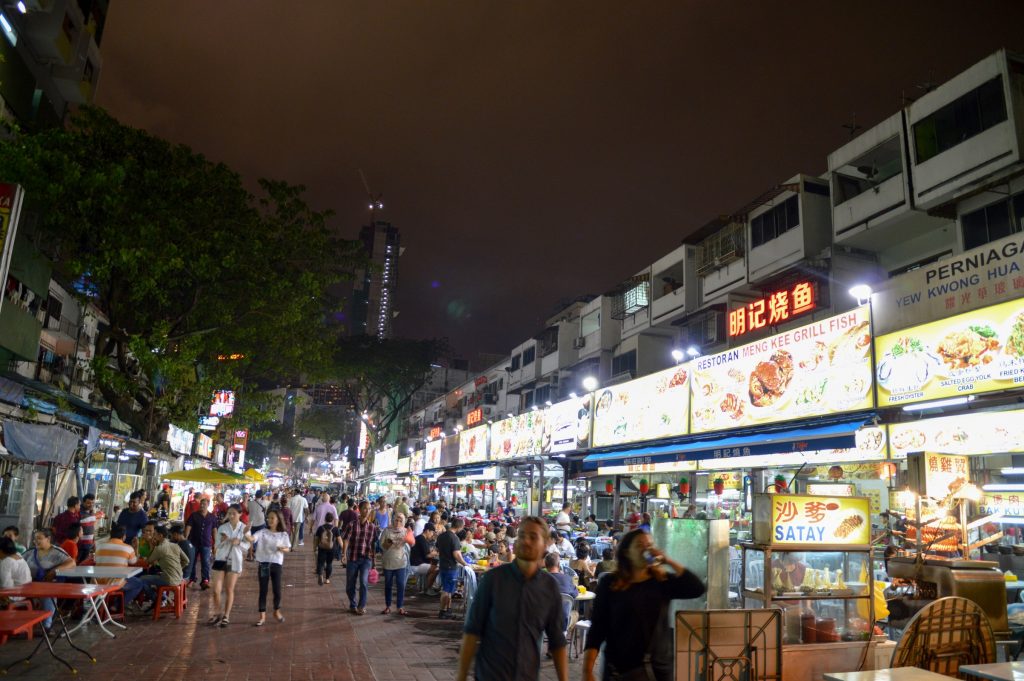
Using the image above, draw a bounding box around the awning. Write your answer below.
[1,419,80,466]
[582,420,868,471]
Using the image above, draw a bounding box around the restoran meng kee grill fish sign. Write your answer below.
[691,307,873,434]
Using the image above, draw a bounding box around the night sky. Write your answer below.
[98,2,1024,360]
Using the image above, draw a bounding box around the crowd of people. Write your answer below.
[0,487,703,681]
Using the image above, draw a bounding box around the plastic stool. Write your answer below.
[152,583,184,620]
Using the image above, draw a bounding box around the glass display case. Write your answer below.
[741,543,875,644]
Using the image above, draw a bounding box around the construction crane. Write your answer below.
[357,168,384,223]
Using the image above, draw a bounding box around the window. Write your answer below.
[510,355,521,371]
[804,181,830,197]
[833,137,903,205]
[961,192,1024,250]
[523,390,534,408]
[913,77,1007,164]
[580,310,601,337]
[522,347,535,365]
[44,294,63,322]
[751,195,799,248]
[611,350,637,378]
[535,385,551,404]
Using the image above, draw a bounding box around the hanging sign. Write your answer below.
[755,494,871,545]
[465,408,483,427]
[728,281,818,338]
[922,452,970,499]
[592,365,690,447]
[458,424,488,464]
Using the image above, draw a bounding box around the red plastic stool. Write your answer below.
[153,583,184,620]
[103,590,126,622]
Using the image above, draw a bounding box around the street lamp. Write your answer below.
[307,455,314,477]
[849,284,873,305]
[671,349,684,363]
[686,346,700,358]
[582,376,599,392]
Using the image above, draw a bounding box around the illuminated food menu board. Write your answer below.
[592,365,690,447]
[922,452,969,499]
[755,494,871,545]
[410,450,424,474]
[424,439,442,470]
[372,445,399,474]
[544,395,593,453]
[889,408,1024,459]
[458,424,489,465]
[691,307,873,433]
[875,298,1024,406]
[489,411,545,461]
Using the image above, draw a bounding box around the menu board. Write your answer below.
[372,445,399,474]
[875,298,1024,407]
[806,483,856,497]
[424,440,442,470]
[544,395,593,453]
[397,457,410,474]
[489,411,545,461]
[440,435,460,468]
[980,492,1024,518]
[922,452,969,499]
[458,424,489,465]
[890,409,1024,459]
[410,450,424,474]
[592,365,690,447]
[706,471,743,490]
[691,307,873,433]
[757,494,871,545]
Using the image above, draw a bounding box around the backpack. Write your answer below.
[318,526,334,550]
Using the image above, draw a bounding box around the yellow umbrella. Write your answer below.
[243,468,266,483]
[160,468,248,484]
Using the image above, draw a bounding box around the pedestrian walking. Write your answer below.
[436,517,470,620]
[380,511,413,615]
[341,501,376,615]
[287,488,308,546]
[208,504,251,628]
[184,497,217,590]
[584,529,705,681]
[246,490,267,561]
[315,513,340,585]
[456,516,568,681]
[252,508,291,626]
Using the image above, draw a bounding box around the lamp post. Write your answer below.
[307,455,314,479]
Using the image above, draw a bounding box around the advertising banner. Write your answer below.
[875,298,1024,407]
[397,457,410,474]
[489,411,545,461]
[544,395,593,453]
[440,435,459,468]
[922,452,969,499]
[889,409,1024,459]
[458,424,489,465]
[410,450,424,474]
[194,433,213,459]
[424,440,442,470]
[979,492,1024,518]
[757,494,871,545]
[211,390,235,418]
[596,459,697,476]
[372,445,399,474]
[165,424,194,456]
[592,365,690,447]
[232,429,248,452]
[691,307,873,433]
[707,471,743,490]
[872,232,1024,336]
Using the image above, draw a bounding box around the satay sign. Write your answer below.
[755,494,870,545]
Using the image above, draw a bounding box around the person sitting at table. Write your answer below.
[122,525,189,612]
[170,525,195,570]
[554,530,575,558]
[596,548,617,578]
[0,537,31,607]
[545,552,578,599]
[137,521,159,563]
[585,515,600,537]
[457,529,477,560]
[3,527,26,554]
[23,529,75,630]
[488,540,512,567]
[571,543,596,587]
[410,524,439,594]
[59,522,82,563]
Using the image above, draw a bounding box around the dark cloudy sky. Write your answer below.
[98,1,1024,359]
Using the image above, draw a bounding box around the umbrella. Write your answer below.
[160,468,248,484]
[243,468,266,483]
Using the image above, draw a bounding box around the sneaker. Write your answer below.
[318,574,324,586]
[349,607,358,614]
[298,541,304,546]
[355,608,365,616]
[200,581,210,591]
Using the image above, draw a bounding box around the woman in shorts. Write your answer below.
[208,504,250,627]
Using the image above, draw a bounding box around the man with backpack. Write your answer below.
[315,513,340,586]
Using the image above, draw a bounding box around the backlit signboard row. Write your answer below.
[372,445,399,474]
[592,365,688,448]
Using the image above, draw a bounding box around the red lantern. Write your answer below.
[605,480,614,494]
[713,478,725,495]
[510,495,518,505]
[639,479,650,495]
[466,484,473,496]
[488,483,495,492]
[774,474,788,492]
[679,478,690,495]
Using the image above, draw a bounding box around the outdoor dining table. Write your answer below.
[56,565,142,637]
[960,661,1024,680]
[0,608,77,674]
[823,669,959,680]
[0,582,120,667]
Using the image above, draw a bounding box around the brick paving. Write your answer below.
[0,546,588,680]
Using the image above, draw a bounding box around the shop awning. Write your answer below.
[582,419,868,471]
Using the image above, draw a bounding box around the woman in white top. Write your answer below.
[209,504,251,627]
[250,509,291,626]
[0,537,31,605]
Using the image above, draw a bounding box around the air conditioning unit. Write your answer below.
[572,337,586,349]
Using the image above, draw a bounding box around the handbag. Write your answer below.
[368,567,380,585]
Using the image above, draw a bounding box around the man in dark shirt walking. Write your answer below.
[457,516,568,681]
[184,497,217,589]
[436,517,469,620]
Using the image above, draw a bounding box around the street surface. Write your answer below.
[0,546,584,680]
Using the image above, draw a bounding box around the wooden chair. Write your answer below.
[890,596,996,679]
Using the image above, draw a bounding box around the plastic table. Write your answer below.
[56,565,141,636]
[0,582,120,661]
[0,609,78,674]
[960,661,1024,680]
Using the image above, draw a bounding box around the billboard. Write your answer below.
[875,298,1024,407]
[489,411,545,461]
[165,424,194,456]
[889,409,1024,459]
[691,307,873,433]
[592,365,690,448]
[757,494,871,545]
[458,424,488,465]
[424,439,442,470]
[372,446,399,474]
[211,390,235,418]
[544,394,592,454]
[194,433,213,459]
[410,450,424,474]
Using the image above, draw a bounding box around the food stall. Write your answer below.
[742,493,893,681]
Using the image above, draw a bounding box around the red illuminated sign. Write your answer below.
[728,281,817,338]
[232,429,248,451]
[466,408,483,427]
[429,426,442,439]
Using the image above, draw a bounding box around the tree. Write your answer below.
[0,108,365,441]
[295,405,357,462]
[329,336,448,458]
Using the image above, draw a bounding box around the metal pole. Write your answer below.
[537,460,545,518]
[527,465,534,516]
[612,474,621,528]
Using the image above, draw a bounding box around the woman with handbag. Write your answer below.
[583,529,705,681]
[208,504,251,628]
[379,512,414,615]
[250,509,291,626]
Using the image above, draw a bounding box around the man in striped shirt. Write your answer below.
[93,525,138,585]
[78,494,99,562]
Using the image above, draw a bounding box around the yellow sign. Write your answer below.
[875,297,1024,407]
[592,365,690,447]
[889,409,1024,459]
[923,452,970,498]
[762,494,871,545]
[597,460,696,475]
[707,471,743,490]
[980,492,1024,518]
[691,307,873,433]
[864,488,883,515]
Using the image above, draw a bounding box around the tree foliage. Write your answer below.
[0,108,365,440]
[295,405,356,460]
